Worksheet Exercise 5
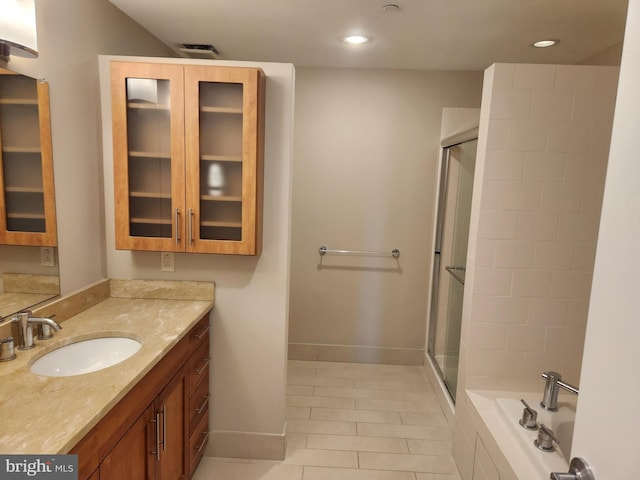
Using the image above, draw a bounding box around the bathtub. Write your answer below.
[466,390,576,480]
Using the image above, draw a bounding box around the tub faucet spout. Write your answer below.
[541,371,579,411]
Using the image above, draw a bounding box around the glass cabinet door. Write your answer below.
[0,69,56,246]
[111,62,185,251]
[184,66,264,255]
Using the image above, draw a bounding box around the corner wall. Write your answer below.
[99,56,295,459]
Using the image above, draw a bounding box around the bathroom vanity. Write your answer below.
[0,279,214,480]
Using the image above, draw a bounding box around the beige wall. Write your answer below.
[6,0,174,296]
[289,67,483,364]
[99,56,295,458]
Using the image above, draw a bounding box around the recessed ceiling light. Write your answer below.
[342,35,371,45]
[531,39,558,48]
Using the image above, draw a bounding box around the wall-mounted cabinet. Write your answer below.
[110,61,265,255]
[0,68,57,246]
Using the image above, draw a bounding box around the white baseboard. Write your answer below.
[205,429,286,460]
[288,342,424,365]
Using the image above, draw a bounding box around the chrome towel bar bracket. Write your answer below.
[319,245,400,259]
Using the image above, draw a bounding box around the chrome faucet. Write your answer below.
[13,310,61,350]
[540,371,579,411]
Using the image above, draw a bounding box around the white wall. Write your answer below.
[99,56,295,458]
[572,0,640,475]
[7,0,174,295]
[289,67,482,365]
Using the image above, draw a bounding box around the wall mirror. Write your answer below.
[0,66,59,321]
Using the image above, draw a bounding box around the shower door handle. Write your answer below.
[444,266,466,285]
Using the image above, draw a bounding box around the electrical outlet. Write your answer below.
[161,252,175,272]
[40,247,55,267]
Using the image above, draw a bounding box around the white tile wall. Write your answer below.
[458,63,619,393]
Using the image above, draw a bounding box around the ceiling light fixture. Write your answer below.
[382,4,400,13]
[531,39,558,48]
[342,35,371,45]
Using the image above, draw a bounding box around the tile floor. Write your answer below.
[193,360,462,480]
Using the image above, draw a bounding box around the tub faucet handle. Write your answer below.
[519,399,538,430]
[535,424,559,452]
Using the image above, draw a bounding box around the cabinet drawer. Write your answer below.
[188,336,210,393]
[188,410,209,477]
[189,376,210,435]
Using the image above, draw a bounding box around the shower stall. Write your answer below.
[427,136,477,403]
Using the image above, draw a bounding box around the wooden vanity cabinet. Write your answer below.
[110,61,265,255]
[71,314,210,480]
[0,68,57,246]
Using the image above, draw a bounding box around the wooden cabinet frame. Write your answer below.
[111,61,265,255]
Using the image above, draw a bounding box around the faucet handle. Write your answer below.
[519,399,538,429]
[0,337,16,362]
[535,424,559,452]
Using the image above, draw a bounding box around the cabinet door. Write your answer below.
[155,368,187,480]
[184,66,265,255]
[0,68,57,246]
[101,405,155,480]
[111,62,186,252]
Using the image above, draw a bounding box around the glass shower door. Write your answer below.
[428,138,476,402]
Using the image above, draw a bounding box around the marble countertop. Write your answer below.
[0,279,214,454]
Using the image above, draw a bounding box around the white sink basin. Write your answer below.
[30,337,142,377]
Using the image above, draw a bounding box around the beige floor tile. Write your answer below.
[311,408,402,424]
[407,439,453,456]
[287,406,312,419]
[283,448,359,468]
[314,386,434,401]
[357,423,452,440]
[354,378,432,391]
[401,412,448,426]
[192,458,303,480]
[288,365,318,376]
[415,474,462,480]
[306,434,409,454]
[289,385,315,396]
[288,395,356,409]
[358,452,458,474]
[302,466,416,480]
[356,398,442,414]
[286,433,308,449]
[287,419,357,435]
[289,375,355,387]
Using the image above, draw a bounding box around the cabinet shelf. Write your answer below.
[200,106,243,114]
[5,186,44,194]
[2,146,42,154]
[129,151,171,159]
[130,217,172,225]
[127,102,169,110]
[201,195,241,202]
[130,191,171,199]
[201,220,242,228]
[200,154,242,163]
[7,213,46,220]
[0,98,38,105]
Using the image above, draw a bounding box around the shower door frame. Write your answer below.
[427,133,478,403]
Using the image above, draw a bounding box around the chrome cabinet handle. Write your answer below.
[195,395,210,415]
[188,208,194,245]
[195,358,210,375]
[151,411,161,461]
[196,430,210,453]
[161,404,167,451]
[175,208,181,245]
[193,325,209,340]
